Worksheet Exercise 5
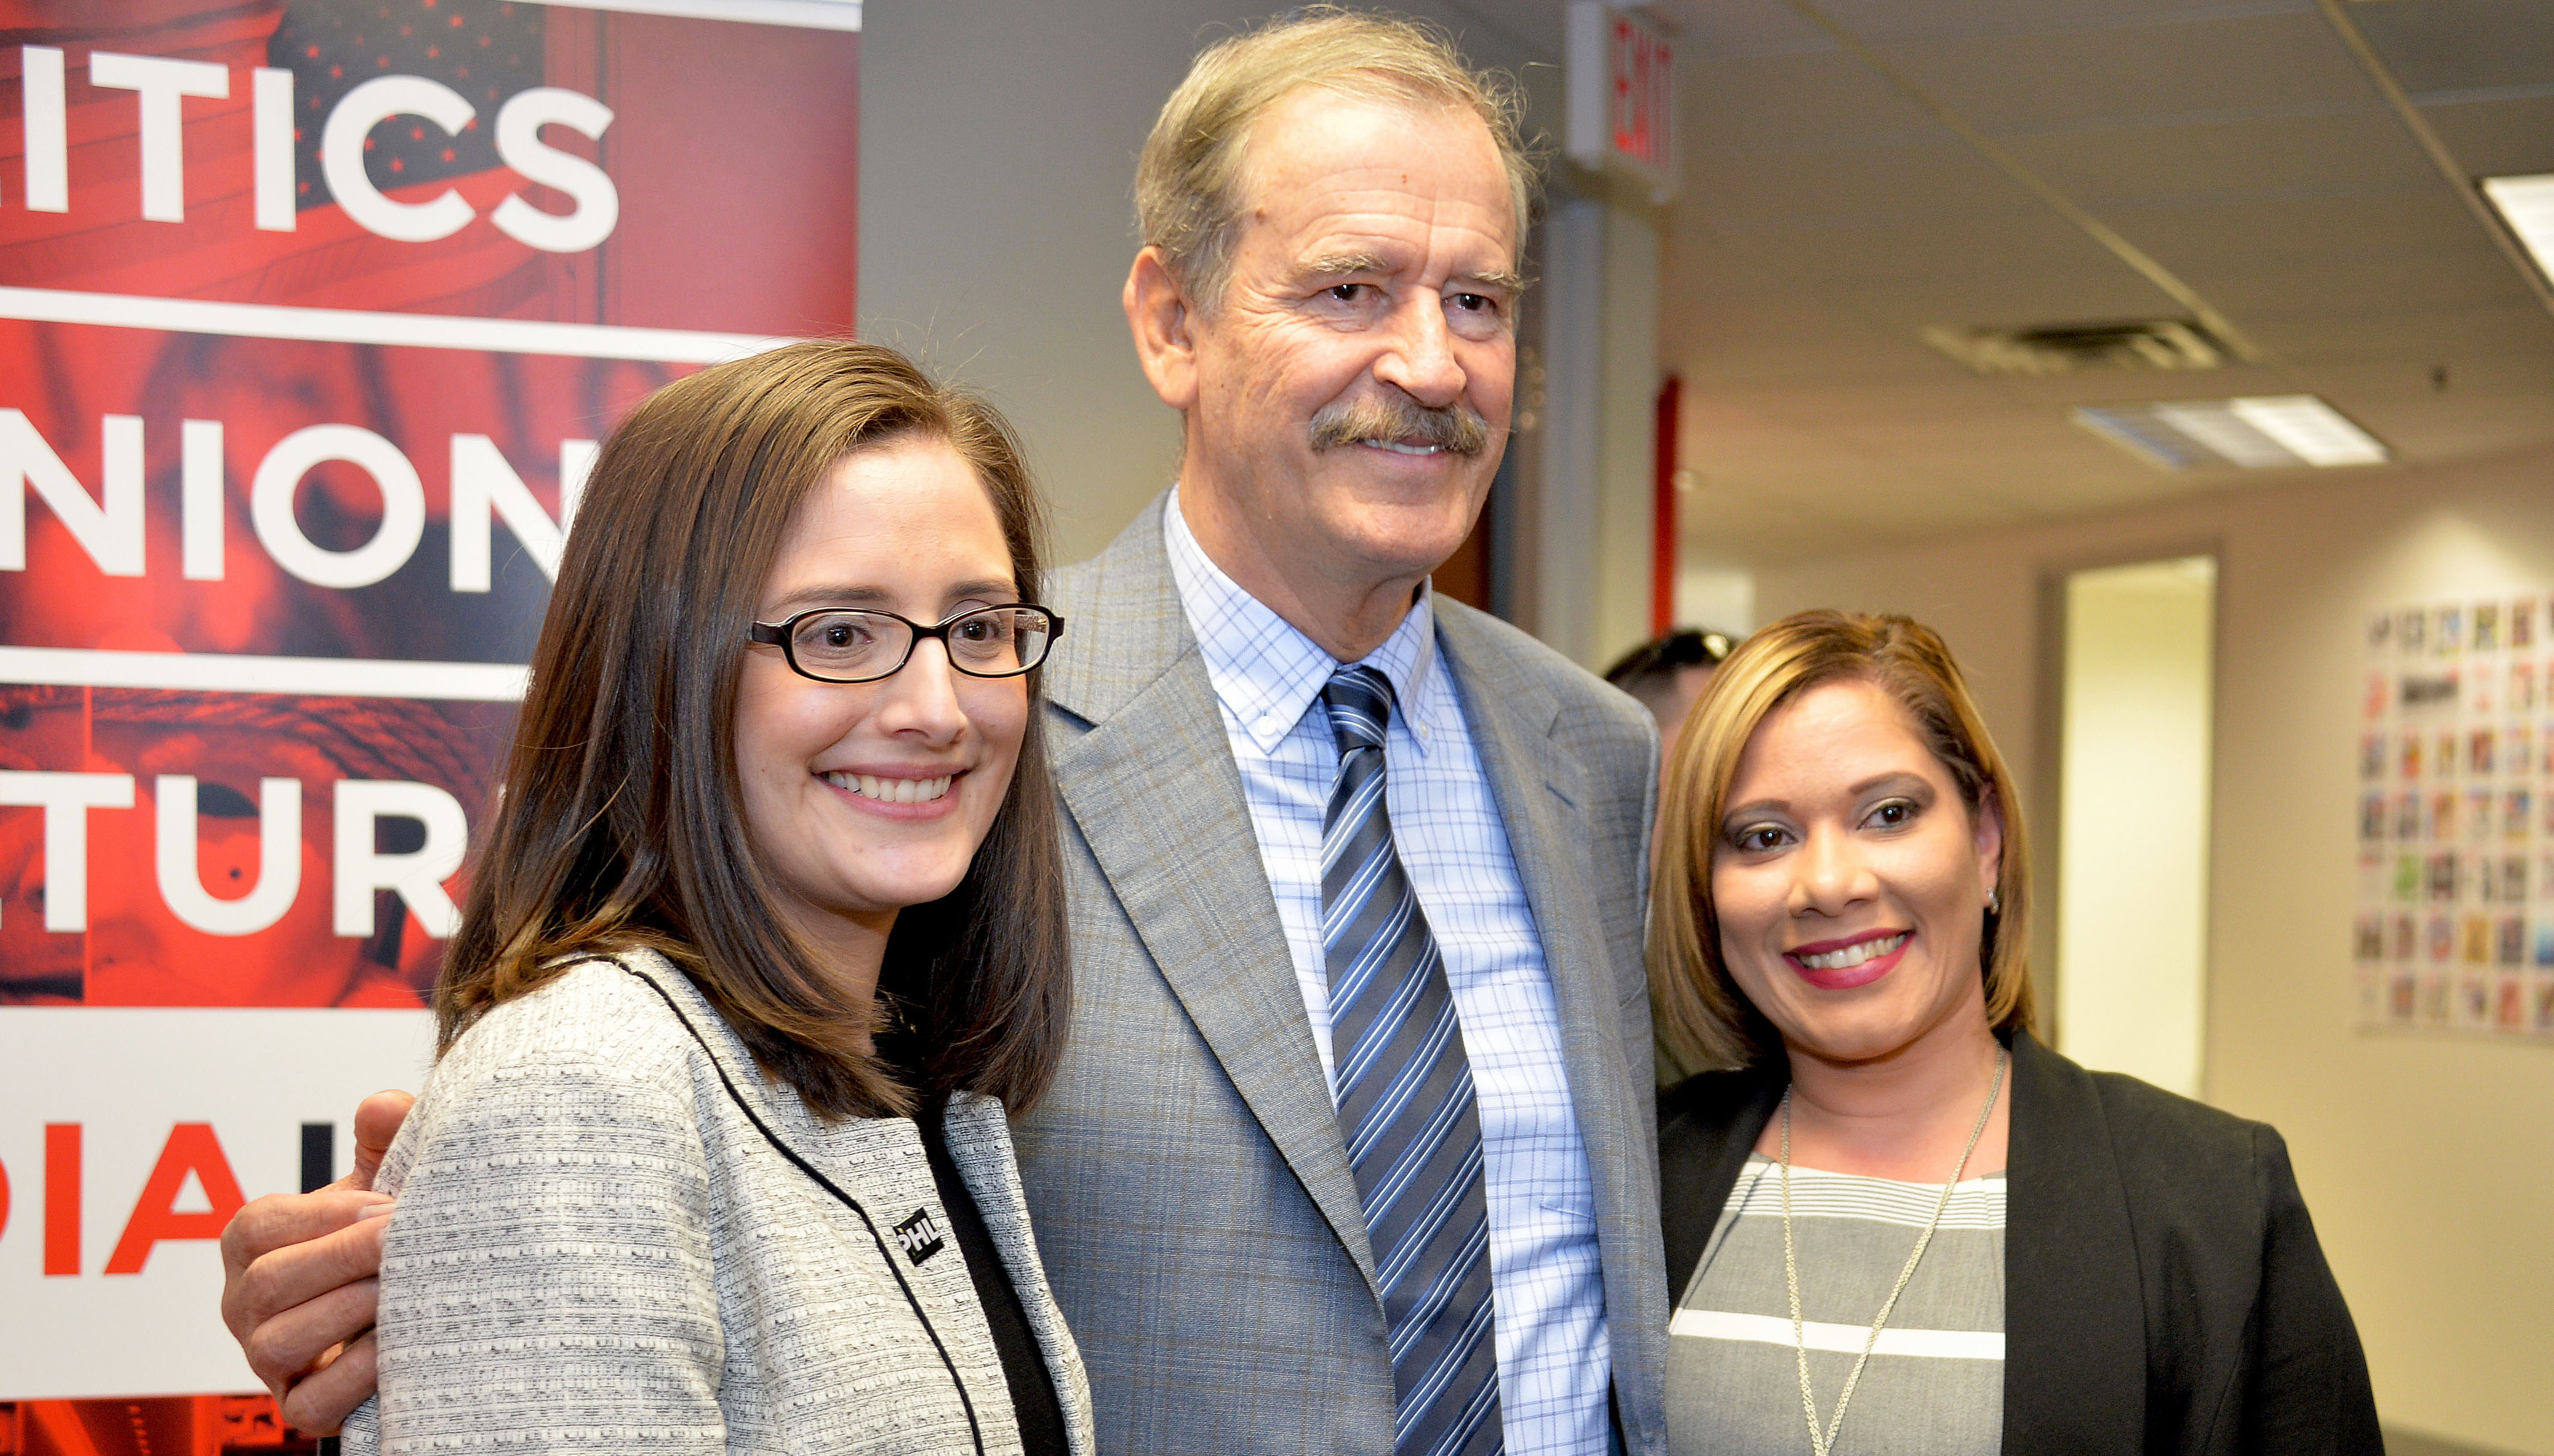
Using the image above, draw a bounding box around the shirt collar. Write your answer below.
[1163,487,1443,756]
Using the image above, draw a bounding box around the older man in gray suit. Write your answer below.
[217,12,1669,1456]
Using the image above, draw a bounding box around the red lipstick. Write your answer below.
[1782,928,1912,991]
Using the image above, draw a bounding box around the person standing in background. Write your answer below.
[1607,629,1736,891]
[219,11,1673,1455]
[1606,629,1735,768]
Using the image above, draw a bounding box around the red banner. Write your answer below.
[0,0,859,1426]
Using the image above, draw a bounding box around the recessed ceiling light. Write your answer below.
[2482,174,2554,288]
[2072,395,2390,472]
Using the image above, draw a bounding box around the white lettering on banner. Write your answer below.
[0,771,463,939]
[489,89,622,254]
[5,409,591,592]
[8,46,620,250]
[0,410,146,577]
[0,1007,439,1399]
[450,434,595,591]
[321,76,478,244]
[249,423,428,590]
[251,66,297,233]
[334,780,469,938]
[0,773,136,930]
[86,52,231,224]
[154,776,304,936]
[321,81,623,250]
[19,46,68,213]
[181,418,226,580]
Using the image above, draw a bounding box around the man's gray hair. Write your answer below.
[1135,7,1539,311]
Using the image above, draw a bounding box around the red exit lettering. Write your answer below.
[1609,16,1673,173]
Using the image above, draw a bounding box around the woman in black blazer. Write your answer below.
[1647,610,2380,1455]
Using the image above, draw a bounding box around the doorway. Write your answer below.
[2055,555,2219,1098]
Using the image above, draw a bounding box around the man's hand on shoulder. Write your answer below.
[219,1089,414,1434]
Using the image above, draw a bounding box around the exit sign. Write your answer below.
[1566,2,1677,197]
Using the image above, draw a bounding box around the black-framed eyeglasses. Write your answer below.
[749,605,1064,684]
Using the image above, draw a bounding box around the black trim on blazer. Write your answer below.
[1657,1069,1780,1307]
[611,959,988,1456]
[1656,1030,2383,1456]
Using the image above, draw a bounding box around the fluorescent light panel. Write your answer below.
[2154,401,2295,468]
[2071,395,2388,472]
[2229,396,2389,466]
[2482,174,2554,287]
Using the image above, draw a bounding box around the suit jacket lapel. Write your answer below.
[1436,607,1667,1418]
[2004,1029,2147,1454]
[1045,497,1382,1294]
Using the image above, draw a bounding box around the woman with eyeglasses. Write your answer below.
[338,342,1091,1455]
[1650,610,2378,1455]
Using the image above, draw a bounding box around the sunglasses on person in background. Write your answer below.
[750,605,1064,684]
[1617,629,1734,680]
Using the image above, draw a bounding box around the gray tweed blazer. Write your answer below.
[342,951,1096,1456]
[1012,493,1671,1455]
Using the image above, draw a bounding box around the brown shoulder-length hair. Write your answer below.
[1648,610,2035,1072]
[437,340,1069,1119]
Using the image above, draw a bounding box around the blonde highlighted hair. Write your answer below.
[1648,610,2037,1071]
[1135,6,1539,310]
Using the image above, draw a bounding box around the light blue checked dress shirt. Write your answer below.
[1164,491,1613,1456]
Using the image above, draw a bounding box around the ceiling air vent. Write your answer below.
[1922,319,2227,377]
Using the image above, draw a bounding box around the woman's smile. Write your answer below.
[1784,928,1913,989]
[818,766,965,818]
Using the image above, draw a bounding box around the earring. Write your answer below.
[1986,888,2002,914]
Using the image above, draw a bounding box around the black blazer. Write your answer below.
[1657,1031,2383,1455]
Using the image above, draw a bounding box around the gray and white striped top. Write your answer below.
[1667,1157,2005,1456]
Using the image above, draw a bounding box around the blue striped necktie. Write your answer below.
[1319,664,1504,1456]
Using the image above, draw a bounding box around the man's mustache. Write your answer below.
[1308,395,1492,457]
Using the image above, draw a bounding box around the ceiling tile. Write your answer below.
[1649,0,2554,563]
[2349,0,2554,94]
[2418,95,2554,177]
[1877,10,2377,136]
[2002,110,2440,209]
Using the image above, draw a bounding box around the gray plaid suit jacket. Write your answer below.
[1011,493,1669,1455]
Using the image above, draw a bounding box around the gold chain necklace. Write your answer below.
[1779,1046,2007,1456]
